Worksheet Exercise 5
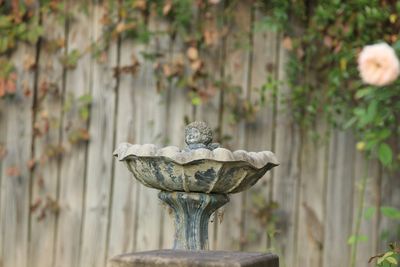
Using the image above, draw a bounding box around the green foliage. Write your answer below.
[258,0,400,169]
[0,3,43,54]
[60,49,81,69]
[377,251,399,267]
[347,234,368,245]
[369,243,400,267]
[381,206,400,220]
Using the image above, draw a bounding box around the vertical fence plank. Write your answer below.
[216,0,252,251]
[132,13,169,252]
[197,2,224,128]
[352,155,380,266]
[54,3,93,267]
[107,41,140,259]
[378,169,400,251]
[295,123,328,267]
[0,43,37,267]
[29,9,66,267]
[79,4,118,267]
[322,130,356,267]
[0,72,5,267]
[242,8,279,251]
[109,10,168,255]
[272,43,301,267]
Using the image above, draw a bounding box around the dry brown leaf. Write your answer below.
[162,64,173,77]
[116,22,125,33]
[134,0,147,10]
[0,79,5,97]
[6,166,21,177]
[190,60,202,72]
[0,145,7,160]
[163,1,172,15]
[24,88,32,97]
[204,29,218,45]
[27,158,36,170]
[296,48,305,59]
[30,198,42,213]
[187,47,199,61]
[24,55,36,70]
[56,38,65,48]
[282,36,293,51]
[334,42,343,54]
[99,52,108,63]
[79,129,90,141]
[323,36,333,48]
[5,79,16,94]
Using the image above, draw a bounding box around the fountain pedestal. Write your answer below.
[158,191,229,250]
[109,250,279,267]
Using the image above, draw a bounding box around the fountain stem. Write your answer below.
[158,191,229,250]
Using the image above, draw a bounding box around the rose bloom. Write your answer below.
[358,42,400,86]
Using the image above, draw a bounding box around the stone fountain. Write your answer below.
[111,121,279,267]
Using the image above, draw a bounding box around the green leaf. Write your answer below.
[347,234,368,244]
[0,37,9,53]
[355,88,373,99]
[378,143,392,166]
[383,251,394,258]
[377,256,385,265]
[364,207,376,220]
[366,101,378,122]
[344,117,357,129]
[386,257,398,265]
[393,39,400,53]
[78,94,93,105]
[191,96,201,106]
[0,16,12,27]
[79,107,89,121]
[380,206,400,219]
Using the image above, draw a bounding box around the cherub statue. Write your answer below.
[184,121,220,151]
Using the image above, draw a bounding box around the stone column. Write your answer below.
[158,191,229,250]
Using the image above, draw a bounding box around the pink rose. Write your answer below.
[358,43,400,86]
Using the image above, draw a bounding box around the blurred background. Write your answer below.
[0,0,399,267]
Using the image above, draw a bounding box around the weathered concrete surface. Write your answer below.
[109,250,279,267]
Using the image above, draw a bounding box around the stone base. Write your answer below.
[109,250,279,267]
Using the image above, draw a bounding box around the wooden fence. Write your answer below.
[0,2,399,267]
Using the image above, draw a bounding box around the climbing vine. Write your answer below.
[258,0,400,169]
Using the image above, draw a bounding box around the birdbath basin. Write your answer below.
[114,121,279,250]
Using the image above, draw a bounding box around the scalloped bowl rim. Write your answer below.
[115,154,279,170]
[113,143,280,169]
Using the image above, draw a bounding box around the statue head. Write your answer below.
[185,121,213,148]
